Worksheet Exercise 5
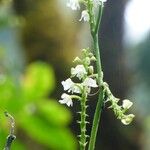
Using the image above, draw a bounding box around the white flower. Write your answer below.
[59,93,73,107]
[67,0,80,10]
[61,78,81,93]
[121,114,135,125]
[62,78,74,91]
[93,0,107,7]
[122,99,133,109]
[71,65,87,79]
[79,10,90,22]
[83,77,98,88]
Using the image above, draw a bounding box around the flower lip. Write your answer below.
[79,10,90,22]
[59,93,73,107]
[61,78,74,91]
[61,78,81,93]
[71,65,87,80]
[121,114,135,125]
[83,77,98,88]
[122,99,133,109]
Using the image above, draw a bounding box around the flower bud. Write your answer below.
[91,56,97,61]
[89,52,93,57]
[121,114,135,125]
[85,57,90,65]
[88,66,94,74]
[73,57,81,63]
[122,99,133,109]
[82,49,87,54]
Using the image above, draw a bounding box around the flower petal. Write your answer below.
[122,99,133,109]
[59,93,73,107]
[83,77,98,88]
[61,78,74,91]
[79,10,90,22]
[71,65,87,80]
[67,0,80,10]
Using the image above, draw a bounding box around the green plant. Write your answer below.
[59,1,135,150]
[0,62,77,150]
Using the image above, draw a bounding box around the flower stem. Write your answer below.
[88,88,104,150]
[88,5,104,150]
[94,5,104,35]
[79,89,88,150]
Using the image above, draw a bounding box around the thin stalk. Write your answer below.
[79,89,88,150]
[88,88,103,150]
[87,0,95,34]
[4,112,16,150]
[88,5,104,150]
[94,5,104,34]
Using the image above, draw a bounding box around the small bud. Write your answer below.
[85,57,90,65]
[89,52,93,57]
[88,66,94,74]
[73,57,82,63]
[121,114,135,125]
[82,49,87,54]
[91,56,97,61]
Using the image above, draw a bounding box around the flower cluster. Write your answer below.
[66,0,107,22]
[103,82,135,125]
[59,48,98,107]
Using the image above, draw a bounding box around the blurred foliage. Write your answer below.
[0,0,20,29]
[136,35,150,85]
[13,0,78,64]
[130,34,150,150]
[128,34,150,117]
[0,62,77,150]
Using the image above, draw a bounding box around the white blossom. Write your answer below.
[62,78,74,91]
[71,65,87,79]
[59,93,73,107]
[79,10,90,22]
[121,114,135,125]
[67,0,80,10]
[122,99,133,109]
[93,0,107,7]
[61,78,81,93]
[83,77,98,88]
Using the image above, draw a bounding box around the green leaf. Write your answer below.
[19,114,77,150]
[0,76,16,107]
[11,140,27,150]
[22,62,55,100]
[0,75,25,113]
[37,99,72,126]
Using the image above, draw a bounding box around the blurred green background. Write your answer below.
[0,0,149,150]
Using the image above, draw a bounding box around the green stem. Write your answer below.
[88,5,104,150]
[88,88,103,150]
[93,34,102,83]
[87,0,95,34]
[79,89,88,150]
[94,5,104,34]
